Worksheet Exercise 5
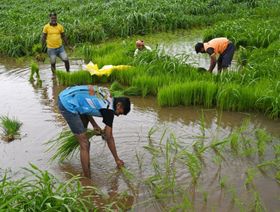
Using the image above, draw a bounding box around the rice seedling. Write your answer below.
[0,164,97,211]
[0,115,22,142]
[256,129,272,157]
[251,192,266,212]
[244,168,257,189]
[29,61,40,81]
[219,176,228,189]
[110,81,124,92]
[46,129,99,162]
[178,150,202,184]
[56,70,92,86]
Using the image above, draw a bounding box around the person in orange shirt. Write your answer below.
[42,12,71,73]
[195,37,235,73]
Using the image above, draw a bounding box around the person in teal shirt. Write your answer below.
[58,85,131,178]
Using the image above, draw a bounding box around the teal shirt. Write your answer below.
[59,85,113,116]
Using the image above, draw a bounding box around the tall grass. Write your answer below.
[0,115,22,142]
[0,164,97,211]
[1,0,268,56]
[56,70,92,86]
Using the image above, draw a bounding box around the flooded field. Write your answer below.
[0,58,279,211]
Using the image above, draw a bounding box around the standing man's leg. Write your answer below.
[47,48,57,73]
[58,46,70,72]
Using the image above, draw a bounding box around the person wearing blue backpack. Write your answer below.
[58,85,131,178]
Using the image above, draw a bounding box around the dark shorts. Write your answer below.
[58,97,86,135]
[47,46,68,64]
[218,43,235,68]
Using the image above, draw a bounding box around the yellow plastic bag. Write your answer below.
[85,61,131,76]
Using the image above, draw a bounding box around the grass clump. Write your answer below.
[0,115,22,142]
[29,61,41,82]
[0,164,96,211]
[56,70,92,86]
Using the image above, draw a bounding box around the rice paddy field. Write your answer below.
[1,0,280,211]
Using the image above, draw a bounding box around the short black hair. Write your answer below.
[49,12,57,17]
[195,42,204,54]
[114,97,131,115]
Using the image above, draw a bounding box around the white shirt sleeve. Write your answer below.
[145,45,152,51]
[134,49,139,57]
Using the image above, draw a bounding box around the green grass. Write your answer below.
[0,164,102,211]
[1,0,267,57]
[0,115,22,142]
[29,61,40,81]
[56,70,92,86]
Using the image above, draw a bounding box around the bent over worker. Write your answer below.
[195,37,235,73]
[42,12,71,73]
[58,85,131,178]
[134,40,152,56]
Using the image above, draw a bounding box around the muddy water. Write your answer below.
[0,60,279,211]
[155,31,239,72]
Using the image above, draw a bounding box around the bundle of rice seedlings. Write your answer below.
[0,115,22,142]
[46,129,101,162]
[110,81,124,91]
[29,62,40,81]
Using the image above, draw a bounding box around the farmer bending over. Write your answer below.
[58,85,131,178]
[195,37,235,73]
[42,12,71,73]
[134,40,152,56]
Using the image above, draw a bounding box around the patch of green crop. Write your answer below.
[0,115,22,142]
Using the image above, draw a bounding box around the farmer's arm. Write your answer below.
[61,32,69,46]
[41,33,47,48]
[207,48,216,73]
[100,109,124,168]
[208,55,216,73]
[61,32,73,51]
[104,126,124,168]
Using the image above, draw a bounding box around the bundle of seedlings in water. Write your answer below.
[46,129,101,162]
[0,115,22,142]
[29,62,41,82]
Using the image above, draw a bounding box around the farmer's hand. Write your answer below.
[94,127,102,135]
[115,159,124,168]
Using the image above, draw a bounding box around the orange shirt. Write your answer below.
[43,23,64,48]
[204,38,229,55]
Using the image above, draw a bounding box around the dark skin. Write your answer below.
[198,47,217,73]
[42,15,71,73]
[77,103,125,178]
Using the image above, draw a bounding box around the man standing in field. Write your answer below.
[134,40,152,56]
[58,85,131,178]
[195,37,235,73]
[42,12,71,73]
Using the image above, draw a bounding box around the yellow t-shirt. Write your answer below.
[43,23,64,49]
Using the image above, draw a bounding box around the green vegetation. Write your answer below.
[29,61,41,81]
[0,0,269,57]
[56,70,92,86]
[0,115,22,142]
[0,164,109,211]
[46,129,99,162]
